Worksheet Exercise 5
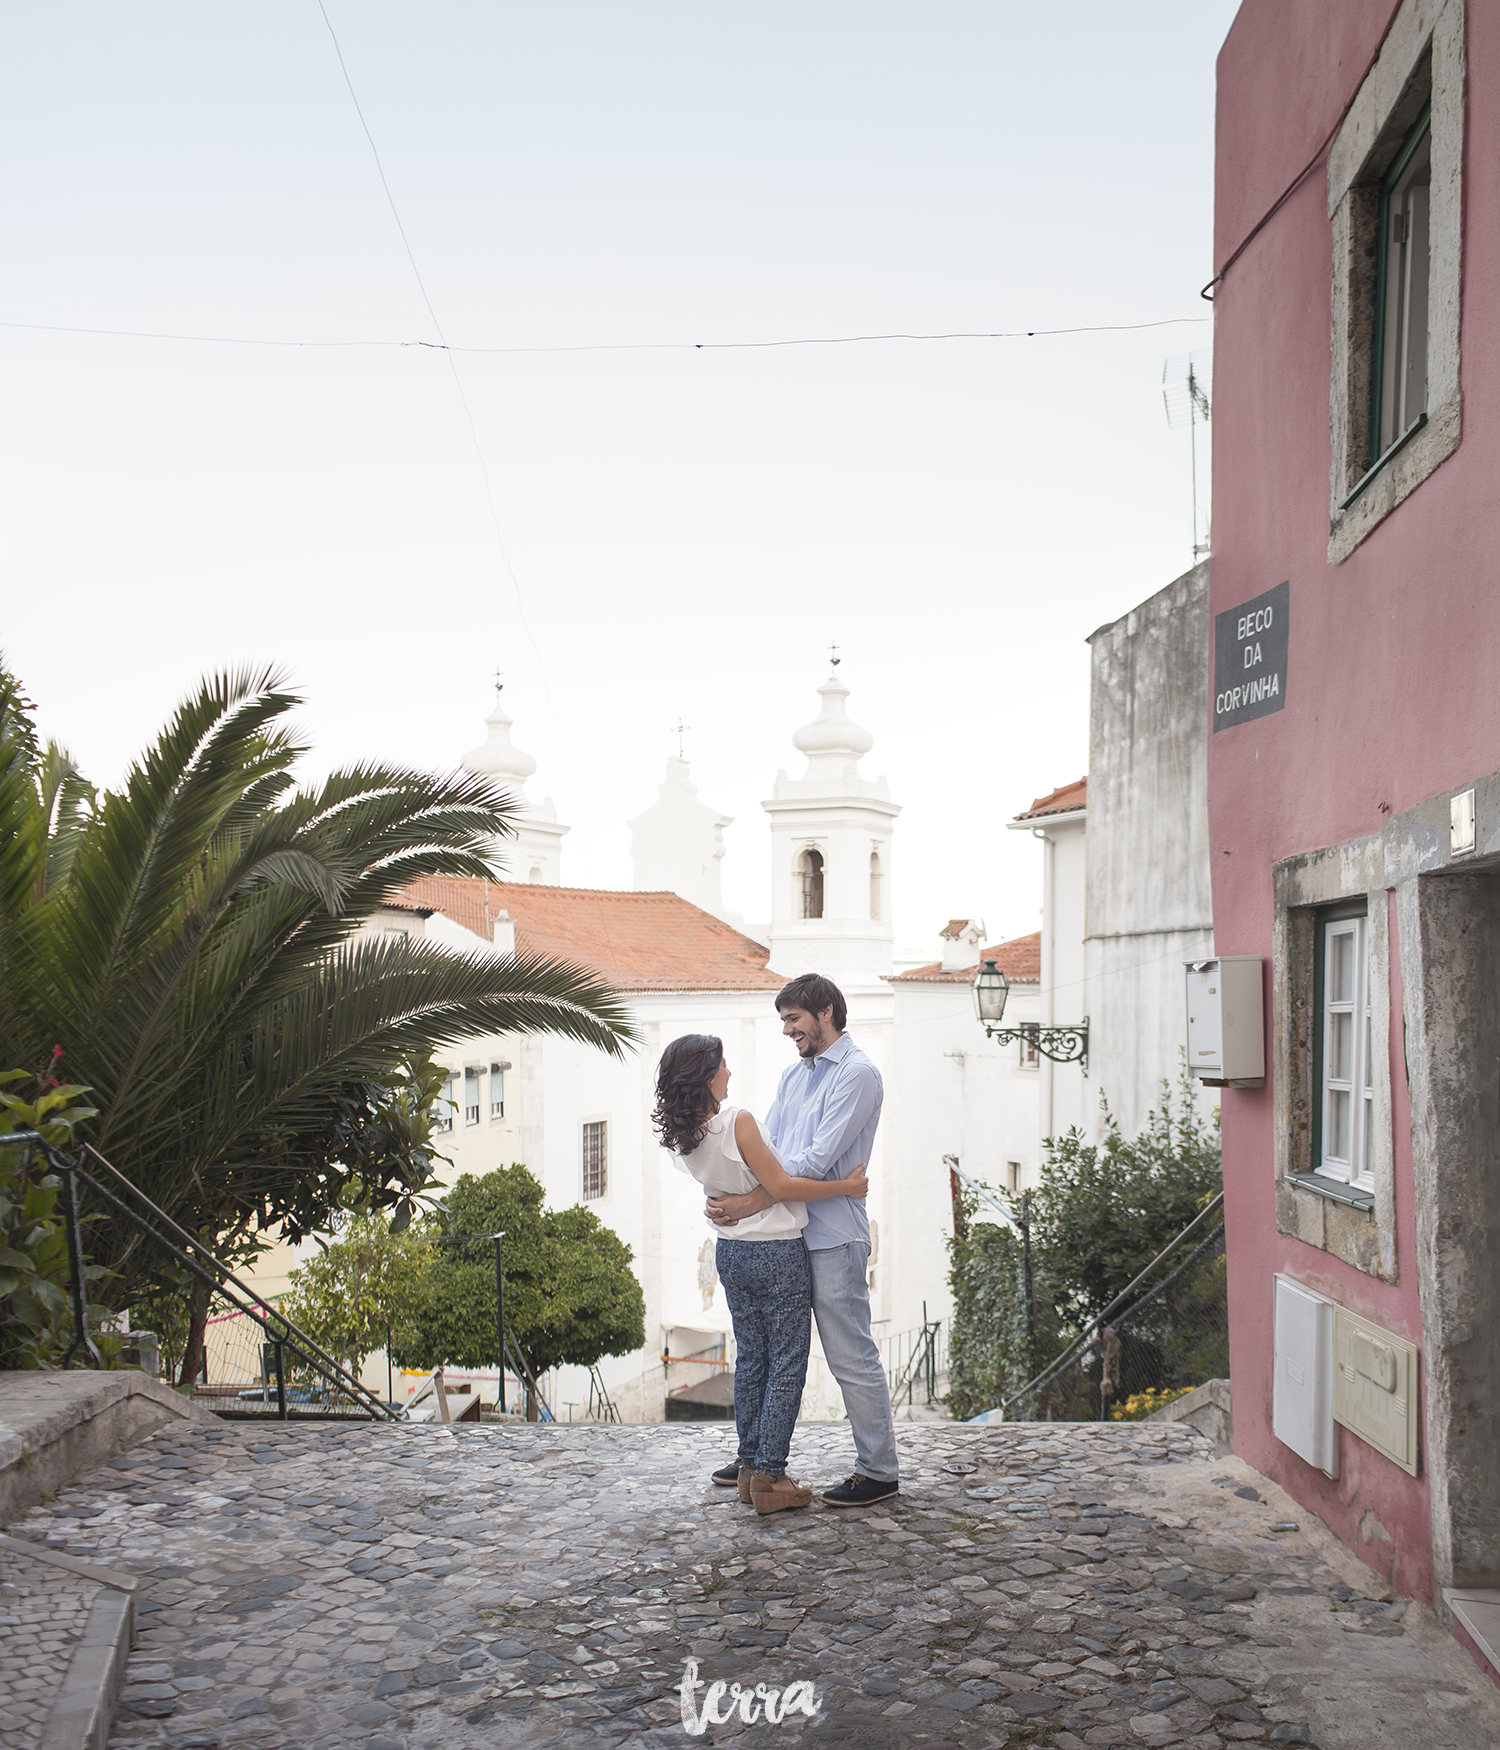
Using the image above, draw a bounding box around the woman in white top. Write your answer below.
[652,1032,868,1514]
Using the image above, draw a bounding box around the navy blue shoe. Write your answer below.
[822,1473,899,1507]
[711,1459,742,1487]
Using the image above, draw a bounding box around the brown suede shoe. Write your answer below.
[738,1466,763,1504]
[750,1472,813,1515]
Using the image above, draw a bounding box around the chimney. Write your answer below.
[939,918,985,973]
[492,911,516,958]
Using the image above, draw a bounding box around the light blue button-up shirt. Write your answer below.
[764,1031,883,1251]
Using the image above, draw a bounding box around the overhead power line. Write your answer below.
[311,0,561,770]
[0,314,1209,355]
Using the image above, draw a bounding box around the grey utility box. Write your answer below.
[1185,955,1265,1085]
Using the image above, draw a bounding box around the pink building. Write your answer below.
[1211,0,1500,1678]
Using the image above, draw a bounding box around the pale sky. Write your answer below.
[1,2,1236,957]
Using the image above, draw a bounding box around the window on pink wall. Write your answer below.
[1314,907,1375,1195]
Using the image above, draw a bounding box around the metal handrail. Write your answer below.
[994,1191,1226,1418]
[889,1320,943,1406]
[504,1327,554,1422]
[59,1138,396,1419]
[80,1148,395,1419]
[587,1364,621,1424]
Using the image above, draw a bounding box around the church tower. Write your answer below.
[763,665,899,982]
[627,757,733,917]
[460,687,569,884]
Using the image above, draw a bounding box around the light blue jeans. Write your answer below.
[809,1241,899,1483]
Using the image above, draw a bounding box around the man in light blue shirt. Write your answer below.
[707,972,899,1505]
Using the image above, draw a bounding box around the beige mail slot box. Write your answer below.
[1333,1306,1418,1476]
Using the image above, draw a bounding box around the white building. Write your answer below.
[1005,565,1218,1166]
[1007,779,1089,1146]
[627,757,733,919]
[1082,564,1215,1137]
[883,924,1042,1336]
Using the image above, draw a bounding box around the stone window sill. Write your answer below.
[1287,1172,1375,1212]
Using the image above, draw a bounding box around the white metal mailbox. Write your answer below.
[1185,955,1265,1084]
[1273,1274,1339,1477]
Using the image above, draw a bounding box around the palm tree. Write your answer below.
[0,662,635,1371]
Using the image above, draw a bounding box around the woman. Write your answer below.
[652,1033,868,1515]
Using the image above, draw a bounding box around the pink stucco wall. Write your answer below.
[1210,0,1500,1605]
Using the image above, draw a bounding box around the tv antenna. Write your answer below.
[1162,351,1211,563]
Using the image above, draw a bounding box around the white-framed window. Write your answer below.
[489,1061,508,1121]
[582,1119,608,1201]
[463,1066,481,1127]
[1006,1161,1021,1194]
[869,850,882,921]
[1316,911,1374,1192]
[1018,1030,1038,1069]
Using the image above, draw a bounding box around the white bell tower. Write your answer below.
[460,685,569,884]
[627,757,733,917]
[763,665,899,982]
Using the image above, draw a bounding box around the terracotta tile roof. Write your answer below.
[396,876,785,992]
[889,931,1042,985]
[939,918,980,939]
[1014,776,1087,821]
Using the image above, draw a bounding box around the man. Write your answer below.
[706,971,899,1506]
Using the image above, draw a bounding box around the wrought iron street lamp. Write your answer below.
[971,957,1089,1068]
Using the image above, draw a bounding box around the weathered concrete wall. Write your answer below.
[1084,563,1216,1136]
[0,1370,218,1527]
[1148,1377,1233,1455]
[1402,864,1500,1594]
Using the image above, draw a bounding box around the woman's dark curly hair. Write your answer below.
[652,1033,724,1156]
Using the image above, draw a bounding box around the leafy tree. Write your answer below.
[281,1209,431,1374]
[0,662,636,1379]
[1029,1065,1222,1329]
[394,1166,646,1378]
[944,1210,1029,1423]
[945,1066,1222,1421]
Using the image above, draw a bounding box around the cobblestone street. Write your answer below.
[6,1416,1497,1750]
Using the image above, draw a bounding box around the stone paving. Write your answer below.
[0,1540,102,1750]
[5,1415,1497,1750]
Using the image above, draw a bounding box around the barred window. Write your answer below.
[582,1120,608,1201]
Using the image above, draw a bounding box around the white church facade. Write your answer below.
[353,668,1047,1423]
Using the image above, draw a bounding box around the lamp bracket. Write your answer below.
[982,1018,1090,1070]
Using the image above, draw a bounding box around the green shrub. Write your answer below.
[945,1064,1222,1422]
[0,1066,107,1368]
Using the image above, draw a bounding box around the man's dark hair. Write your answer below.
[775,973,847,1032]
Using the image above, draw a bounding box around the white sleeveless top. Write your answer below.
[674,1105,808,1242]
